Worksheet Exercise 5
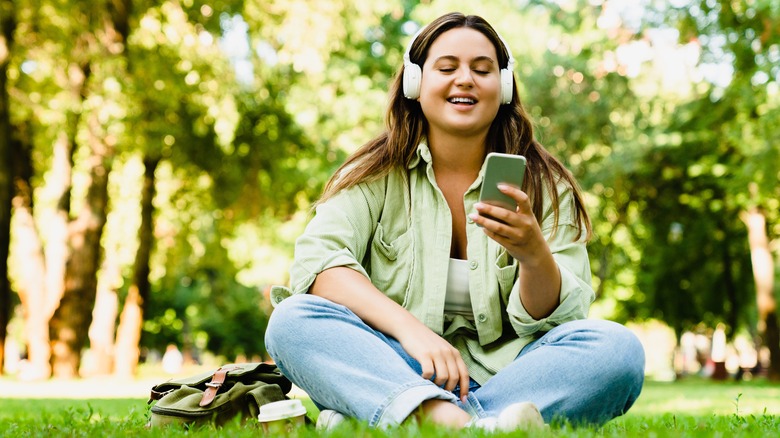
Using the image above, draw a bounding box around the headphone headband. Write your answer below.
[402,23,515,104]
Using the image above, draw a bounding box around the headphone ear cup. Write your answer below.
[403,62,422,100]
[500,68,513,104]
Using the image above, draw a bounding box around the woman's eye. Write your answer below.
[439,67,456,72]
[474,70,489,75]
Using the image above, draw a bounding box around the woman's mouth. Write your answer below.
[447,97,476,105]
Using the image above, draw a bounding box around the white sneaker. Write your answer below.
[496,401,544,431]
[470,401,544,432]
[315,409,347,431]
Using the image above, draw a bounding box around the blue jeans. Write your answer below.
[265,294,645,427]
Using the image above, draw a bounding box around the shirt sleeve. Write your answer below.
[505,185,595,334]
[269,177,387,306]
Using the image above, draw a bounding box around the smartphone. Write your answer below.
[478,153,527,220]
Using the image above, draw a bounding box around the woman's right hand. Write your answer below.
[396,325,470,402]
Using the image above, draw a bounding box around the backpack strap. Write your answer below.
[199,365,240,406]
[149,387,172,403]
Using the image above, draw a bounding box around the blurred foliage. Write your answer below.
[511,0,780,340]
[621,0,780,337]
[4,0,780,363]
[142,223,268,361]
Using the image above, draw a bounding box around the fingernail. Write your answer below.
[497,183,509,191]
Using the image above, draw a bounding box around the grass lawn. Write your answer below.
[1,377,778,436]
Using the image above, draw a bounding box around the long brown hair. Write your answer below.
[319,12,591,241]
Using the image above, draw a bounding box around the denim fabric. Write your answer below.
[265,294,645,428]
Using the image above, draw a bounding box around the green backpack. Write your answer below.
[147,362,293,428]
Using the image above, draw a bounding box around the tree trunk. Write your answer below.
[44,128,77,320]
[765,314,780,380]
[114,157,158,377]
[10,127,53,380]
[49,97,114,378]
[0,0,16,376]
[741,207,780,380]
[85,253,120,376]
[10,59,83,380]
[10,207,50,378]
[720,228,739,333]
[11,91,80,382]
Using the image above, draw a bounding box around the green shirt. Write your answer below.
[270,142,595,384]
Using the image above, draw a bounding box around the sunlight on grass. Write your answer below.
[628,379,780,416]
[1,378,779,436]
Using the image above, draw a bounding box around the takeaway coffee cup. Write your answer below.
[257,399,307,434]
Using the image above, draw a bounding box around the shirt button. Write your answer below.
[478,314,487,322]
[469,260,478,270]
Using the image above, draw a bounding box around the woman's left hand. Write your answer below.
[469,184,546,263]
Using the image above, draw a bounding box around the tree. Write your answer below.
[742,204,778,379]
[5,0,355,377]
[624,132,753,334]
[47,0,133,378]
[652,0,780,378]
[8,0,94,379]
[0,0,15,373]
[113,157,157,377]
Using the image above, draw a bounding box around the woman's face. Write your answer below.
[418,27,502,141]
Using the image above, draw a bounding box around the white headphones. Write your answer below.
[402,25,516,104]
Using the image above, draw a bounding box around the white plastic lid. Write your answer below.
[257,399,307,422]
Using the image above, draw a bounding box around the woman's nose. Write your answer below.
[454,67,474,87]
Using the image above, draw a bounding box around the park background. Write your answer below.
[0,0,779,410]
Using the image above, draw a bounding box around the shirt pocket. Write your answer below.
[494,247,518,305]
[369,222,414,306]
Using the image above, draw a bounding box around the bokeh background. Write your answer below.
[0,0,778,391]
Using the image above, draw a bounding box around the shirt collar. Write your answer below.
[407,140,489,186]
[407,140,432,169]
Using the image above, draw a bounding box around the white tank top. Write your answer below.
[445,258,473,318]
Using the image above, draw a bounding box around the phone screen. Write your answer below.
[478,153,526,221]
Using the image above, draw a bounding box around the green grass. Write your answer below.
[1,378,779,436]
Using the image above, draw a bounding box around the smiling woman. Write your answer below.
[263,11,643,433]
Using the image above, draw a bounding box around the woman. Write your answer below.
[265,12,644,431]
